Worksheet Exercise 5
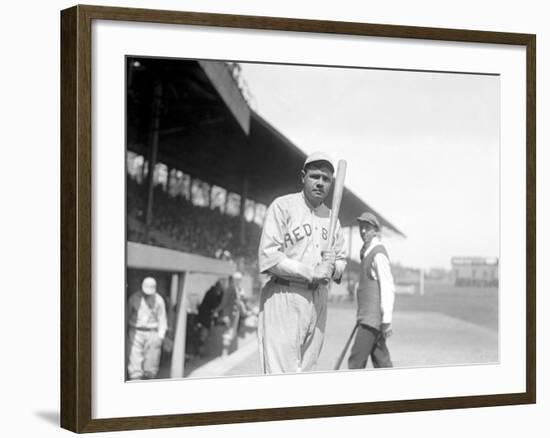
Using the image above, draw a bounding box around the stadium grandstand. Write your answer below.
[125,57,404,378]
[451,257,499,287]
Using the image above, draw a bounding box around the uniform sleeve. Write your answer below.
[258,200,287,273]
[373,253,395,324]
[268,258,314,282]
[332,220,347,283]
[258,199,315,282]
[156,295,168,339]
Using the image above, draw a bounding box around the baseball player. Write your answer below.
[348,212,395,369]
[126,277,168,379]
[257,151,347,374]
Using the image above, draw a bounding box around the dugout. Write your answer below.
[126,57,403,378]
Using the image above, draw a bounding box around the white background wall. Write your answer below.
[1,0,546,436]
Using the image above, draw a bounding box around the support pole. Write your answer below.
[347,226,354,284]
[144,81,163,241]
[171,272,188,378]
[239,178,249,246]
[348,226,353,260]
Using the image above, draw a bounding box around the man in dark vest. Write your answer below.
[348,212,395,369]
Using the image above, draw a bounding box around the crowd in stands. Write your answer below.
[127,177,261,274]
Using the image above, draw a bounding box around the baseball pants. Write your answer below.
[257,279,328,374]
[347,323,393,369]
[127,328,162,379]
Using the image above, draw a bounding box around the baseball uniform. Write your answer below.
[126,291,168,379]
[348,235,395,369]
[258,191,347,374]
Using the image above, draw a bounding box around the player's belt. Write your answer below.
[273,277,318,291]
[130,326,158,331]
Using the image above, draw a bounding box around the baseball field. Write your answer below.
[188,282,498,378]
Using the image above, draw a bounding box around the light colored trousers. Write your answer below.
[257,279,328,374]
[127,328,162,379]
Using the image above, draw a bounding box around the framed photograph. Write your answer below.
[60,4,536,433]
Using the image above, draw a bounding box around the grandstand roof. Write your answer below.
[127,57,404,236]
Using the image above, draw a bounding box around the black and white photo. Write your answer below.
[125,57,500,380]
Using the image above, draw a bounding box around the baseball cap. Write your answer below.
[357,212,381,229]
[303,151,335,173]
[141,277,157,295]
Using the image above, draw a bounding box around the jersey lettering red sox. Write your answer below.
[259,192,346,276]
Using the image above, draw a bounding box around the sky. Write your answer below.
[239,62,500,270]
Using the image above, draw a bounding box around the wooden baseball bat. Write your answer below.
[327,160,347,248]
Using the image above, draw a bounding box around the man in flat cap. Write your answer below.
[257,151,347,374]
[348,212,395,369]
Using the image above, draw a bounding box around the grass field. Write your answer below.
[394,282,498,331]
